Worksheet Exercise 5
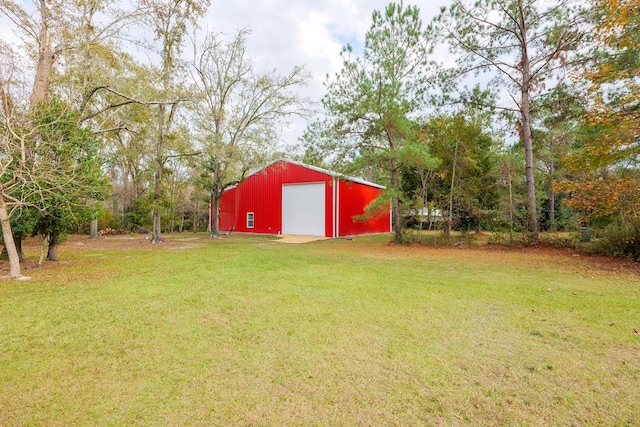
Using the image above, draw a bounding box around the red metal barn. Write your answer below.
[216,160,391,237]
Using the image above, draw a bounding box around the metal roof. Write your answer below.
[245,159,386,189]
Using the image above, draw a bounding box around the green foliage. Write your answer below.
[29,99,109,237]
[487,231,537,247]
[322,2,433,148]
[530,85,585,231]
[414,113,500,232]
[433,0,588,235]
[9,207,38,240]
[124,198,153,231]
[584,221,640,261]
[96,210,121,231]
[318,2,438,241]
[538,232,581,249]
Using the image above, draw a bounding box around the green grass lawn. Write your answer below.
[1,234,639,425]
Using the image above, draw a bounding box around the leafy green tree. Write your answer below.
[433,0,587,238]
[319,1,438,242]
[29,99,108,261]
[419,113,499,238]
[493,147,528,240]
[0,89,106,275]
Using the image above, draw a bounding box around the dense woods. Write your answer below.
[1,0,638,275]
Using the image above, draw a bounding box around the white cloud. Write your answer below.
[0,1,449,149]
[202,0,448,149]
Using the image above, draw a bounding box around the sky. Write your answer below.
[0,0,450,149]
[200,0,450,150]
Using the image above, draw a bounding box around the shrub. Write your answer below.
[538,233,580,249]
[583,222,640,261]
[488,231,536,247]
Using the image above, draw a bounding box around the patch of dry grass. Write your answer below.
[0,233,638,425]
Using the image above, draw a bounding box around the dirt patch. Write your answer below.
[275,235,328,244]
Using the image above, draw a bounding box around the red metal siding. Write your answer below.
[218,187,238,232]
[218,160,334,237]
[218,160,390,237]
[337,180,391,237]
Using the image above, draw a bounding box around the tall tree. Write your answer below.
[434,0,586,238]
[319,1,438,242]
[1,0,146,245]
[0,48,35,277]
[143,0,208,243]
[0,0,140,109]
[191,29,310,237]
[0,76,105,276]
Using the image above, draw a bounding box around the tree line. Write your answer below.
[0,0,312,277]
[0,0,638,277]
[305,0,638,253]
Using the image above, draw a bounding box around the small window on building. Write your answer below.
[246,212,254,228]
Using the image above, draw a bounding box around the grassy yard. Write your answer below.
[0,234,638,426]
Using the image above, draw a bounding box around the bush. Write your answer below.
[97,210,122,230]
[488,231,536,247]
[538,233,580,249]
[583,222,640,261]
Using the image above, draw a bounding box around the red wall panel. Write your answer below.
[218,187,238,231]
[218,160,334,236]
[337,180,391,237]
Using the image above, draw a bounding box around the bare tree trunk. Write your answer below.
[38,234,50,267]
[508,171,514,244]
[89,218,98,238]
[549,190,556,232]
[0,197,22,277]
[151,176,164,243]
[548,162,556,232]
[14,234,25,263]
[446,139,459,242]
[47,232,59,261]
[210,187,221,237]
[193,198,199,233]
[519,10,539,240]
[151,123,164,243]
[151,52,168,243]
[30,0,54,107]
[419,168,429,232]
[390,157,403,243]
[152,210,162,243]
[207,197,211,233]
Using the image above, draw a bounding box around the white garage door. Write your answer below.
[282,183,325,236]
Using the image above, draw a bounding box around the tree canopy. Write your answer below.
[318,1,439,242]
